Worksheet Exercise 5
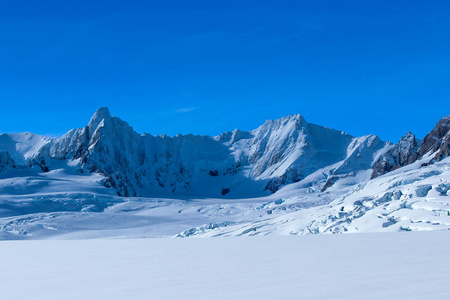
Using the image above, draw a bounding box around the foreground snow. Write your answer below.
[1,231,449,300]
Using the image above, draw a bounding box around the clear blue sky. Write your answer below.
[1,0,449,142]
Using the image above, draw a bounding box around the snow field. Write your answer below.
[0,231,449,300]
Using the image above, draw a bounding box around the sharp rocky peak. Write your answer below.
[89,107,111,127]
[418,115,450,161]
[258,114,307,130]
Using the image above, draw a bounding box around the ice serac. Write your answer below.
[371,132,421,178]
[418,115,450,161]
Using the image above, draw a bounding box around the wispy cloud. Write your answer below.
[176,107,196,113]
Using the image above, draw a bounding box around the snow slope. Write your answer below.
[0,153,448,240]
[0,132,50,164]
[1,232,449,300]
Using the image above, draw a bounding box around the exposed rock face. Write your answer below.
[29,156,49,172]
[321,176,340,192]
[371,116,450,178]
[371,132,421,178]
[0,151,16,172]
[418,116,450,161]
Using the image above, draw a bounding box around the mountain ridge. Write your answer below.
[0,108,448,198]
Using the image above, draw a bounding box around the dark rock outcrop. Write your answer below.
[0,151,16,172]
[321,176,340,192]
[372,116,450,178]
[371,132,421,178]
[418,116,450,161]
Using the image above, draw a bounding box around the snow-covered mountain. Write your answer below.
[0,108,449,239]
[0,107,391,197]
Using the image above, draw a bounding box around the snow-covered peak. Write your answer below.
[214,129,253,145]
[403,131,414,138]
[91,107,111,121]
[244,115,358,192]
[0,132,51,164]
[253,114,307,135]
[332,134,389,175]
[398,131,420,149]
[88,107,112,135]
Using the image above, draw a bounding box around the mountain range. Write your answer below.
[0,108,449,239]
[3,107,448,197]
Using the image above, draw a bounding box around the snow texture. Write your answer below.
[0,232,449,300]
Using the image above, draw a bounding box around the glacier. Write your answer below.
[0,107,449,239]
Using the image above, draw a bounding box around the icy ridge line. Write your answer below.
[0,107,448,198]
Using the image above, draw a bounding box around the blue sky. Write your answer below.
[0,0,449,142]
